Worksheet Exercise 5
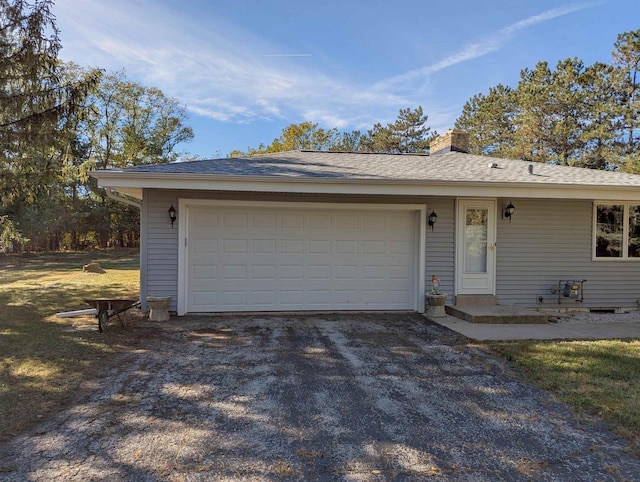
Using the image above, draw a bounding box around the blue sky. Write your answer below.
[55,0,640,159]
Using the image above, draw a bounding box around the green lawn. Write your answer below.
[0,250,140,441]
[487,339,640,456]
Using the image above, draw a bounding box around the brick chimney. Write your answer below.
[429,129,470,155]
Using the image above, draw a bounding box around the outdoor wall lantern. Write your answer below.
[428,210,438,231]
[168,204,177,227]
[502,201,515,223]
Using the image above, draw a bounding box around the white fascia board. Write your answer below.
[92,171,640,201]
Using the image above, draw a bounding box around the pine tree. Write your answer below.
[0,0,99,250]
[455,84,517,156]
[0,1,99,157]
[360,106,435,154]
[546,58,586,165]
[578,61,622,169]
[455,29,640,171]
[612,29,640,171]
[387,106,435,153]
[513,61,556,163]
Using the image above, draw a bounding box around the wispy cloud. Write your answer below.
[262,54,313,57]
[373,4,594,94]
[56,0,411,128]
[55,0,595,134]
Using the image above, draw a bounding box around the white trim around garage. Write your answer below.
[177,199,427,315]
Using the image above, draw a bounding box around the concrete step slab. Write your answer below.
[454,295,497,306]
[446,305,549,324]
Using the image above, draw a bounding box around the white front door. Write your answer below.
[456,199,496,295]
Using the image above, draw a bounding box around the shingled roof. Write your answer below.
[115,150,640,187]
[93,149,640,202]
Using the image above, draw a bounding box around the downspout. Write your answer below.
[105,188,142,209]
[105,188,144,310]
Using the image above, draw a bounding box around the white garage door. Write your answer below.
[184,204,419,312]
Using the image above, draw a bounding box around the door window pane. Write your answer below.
[596,204,623,257]
[629,205,640,258]
[465,208,487,273]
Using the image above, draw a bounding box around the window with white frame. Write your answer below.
[594,202,640,258]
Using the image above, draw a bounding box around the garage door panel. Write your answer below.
[308,240,332,254]
[388,290,413,302]
[390,216,414,230]
[335,240,358,254]
[221,290,247,306]
[186,206,417,312]
[307,265,332,279]
[361,290,385,302]
[359,280,398,291]
[336,214,360,228]
[252,213,277,228]
[362,215,385,229]
[308,213,332,228]
[191,265,218,281]
[307,290,332,304]
[252,265,276,279]
[282,213,304,228]
[387,265,413,279]
[192,239,218,253]
[280,290,304,305]
[280,265,304,279]
[334,265,360,280]
[192,291,217,306]
[223,212,248,227]
[222,265,247,280]
[280,240,304,254]
[222,239,248,253]
[362,240,385,254]
[252,239,276,253]
[360,265,385,279]
[191,209,219,230]
[251,290,276,305]
[389,241,412,254]
[334,290,359,303]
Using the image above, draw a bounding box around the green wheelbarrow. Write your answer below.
[84,299,140,332]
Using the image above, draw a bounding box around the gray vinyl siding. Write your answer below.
[144,190,180,311]
[142,189,455,313]
[496,198,640,308]
[425,198,455,303]
[143,190,640,312]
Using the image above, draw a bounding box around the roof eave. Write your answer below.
[91,171,640,201]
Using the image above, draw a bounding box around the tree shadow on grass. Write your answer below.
[0,252,141,443]
[0,300,143,439]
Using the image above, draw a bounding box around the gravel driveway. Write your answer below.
[1,313,638,481]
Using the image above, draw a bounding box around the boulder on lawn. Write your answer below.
[82,262,105,274]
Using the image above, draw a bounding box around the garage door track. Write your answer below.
[1,313,638,480]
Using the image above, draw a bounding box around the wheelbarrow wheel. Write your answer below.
[98,311,109,333]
